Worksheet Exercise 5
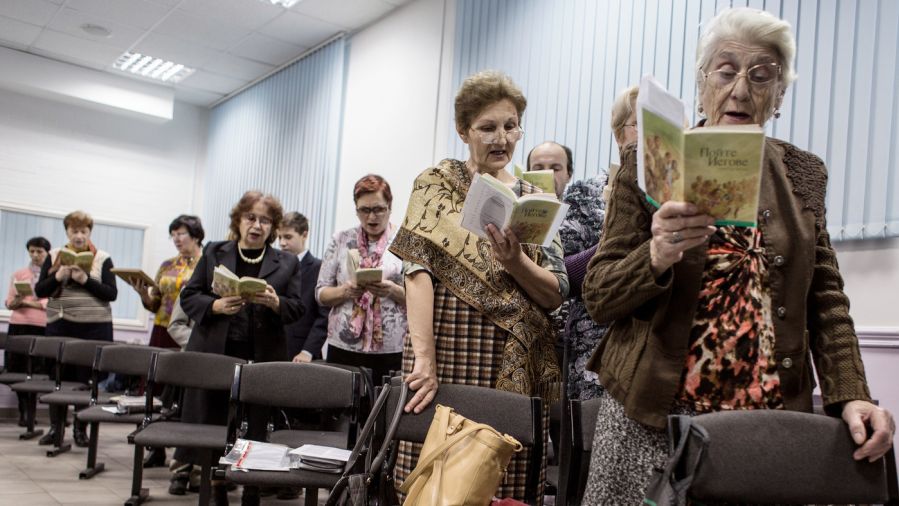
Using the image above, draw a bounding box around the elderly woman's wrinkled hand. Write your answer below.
[842,400,895,462]
[650,201,716,277]
[70,267,88,285]
[213,295,245,316]
[404,356,438,414]
[486,223,525,269]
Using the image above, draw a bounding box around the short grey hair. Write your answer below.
[696,7,797,88]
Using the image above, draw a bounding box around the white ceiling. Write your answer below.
[0,0,411,107]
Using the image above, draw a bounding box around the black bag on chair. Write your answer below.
[327,381,407,506]
[643,415,709,506]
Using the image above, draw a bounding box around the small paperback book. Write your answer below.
[110,268,159,290]
[346,249,382,286]
[13,280,33,297]
[212,265,267,298]
[521,169,556,194]
[636,75,765,226]
[103,395,162,415]
[59,248,95,272]
[221,439,293,472]
[461,172,569,247]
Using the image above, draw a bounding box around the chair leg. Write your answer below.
[198,458,212,506]
[19,393,44,440]
[79,422,105,479]
[305,487,318,506]
[124,444,149,506]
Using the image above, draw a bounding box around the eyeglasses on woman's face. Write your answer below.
[703,62,782,88]
[242,213,273,226]
[355,206,389,217]
[469,125,524,145]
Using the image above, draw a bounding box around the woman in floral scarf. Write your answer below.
[316,174,407,385]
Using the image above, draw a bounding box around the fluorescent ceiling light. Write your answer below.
[113,52,194,84]
[262,0,301,8]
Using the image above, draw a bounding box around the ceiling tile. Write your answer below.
[31,29,123,68]
[229,33,305,66]
[258,11,342,48]
[47,8,146,51]
[0,16,43,47]
[153,8,250,51]
[200,54,274,82]
[181,70,247,95]
[135,33,221,69]
[0,0,61,26]
[179,0,283,31]
[290,0,394,30]
[174,85,223,107]
[65,0,171,31]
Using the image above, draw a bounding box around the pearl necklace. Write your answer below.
[238,245,266,264]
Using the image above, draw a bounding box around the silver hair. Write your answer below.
[696,7,797,89]
[610,85,639,136]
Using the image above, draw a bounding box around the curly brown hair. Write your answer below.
[228,191,284,245]
[454,70,527,134]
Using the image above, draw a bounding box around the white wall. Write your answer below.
[334,0,450,234]
[0,87,208,342]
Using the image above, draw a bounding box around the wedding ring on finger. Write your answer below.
[670,231,684,244]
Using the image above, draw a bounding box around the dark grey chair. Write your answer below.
[0,335,47,438]
[561,397,600,506]
[221,361,362,506]
[382,376,544,505]
[76,344,170,479]
[39,339,113,457]
[127,351,247,506]
[10,336,80,441]
[668,409,898,504]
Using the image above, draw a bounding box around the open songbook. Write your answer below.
[346,248,382,286]
[110,268,159,290]
[13,280,34,297]
[637,75,765,226]
[212,265,267,298]
[59,248,94,272]
[461,172,568,247]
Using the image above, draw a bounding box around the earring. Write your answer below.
[774,109,781,119]
[697,105,705,117]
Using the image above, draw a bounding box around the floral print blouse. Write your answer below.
[316,226,407,354]
[153,255,199,327]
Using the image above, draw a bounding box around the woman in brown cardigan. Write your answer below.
[581,7,894,503]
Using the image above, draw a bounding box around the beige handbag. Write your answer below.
[399,404,523,506]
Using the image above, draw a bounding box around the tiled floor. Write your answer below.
[0,414,327,505]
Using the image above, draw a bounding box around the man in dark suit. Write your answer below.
[278,212,329,362]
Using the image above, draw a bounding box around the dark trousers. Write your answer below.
[326,345,402,387]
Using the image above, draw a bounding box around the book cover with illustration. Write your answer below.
[521,169,555,194]
[460,173,568,247]
[637,75,765,226]
[13,280,34,297]
[212,265,267,298]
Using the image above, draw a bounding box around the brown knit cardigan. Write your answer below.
[583,138,871,429]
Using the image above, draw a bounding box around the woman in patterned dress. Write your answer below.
[389,70,568,503]
[581,8,895,503]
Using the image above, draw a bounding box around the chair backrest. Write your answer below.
[385,376,540,446]
[152,351,246,391]
[685,410,891,504]
[565,398,601,506]
[96,344,171,377]
[30,336,74,360]
[60,340,112,368]
[235,362,359,410]
[5,335,37,356]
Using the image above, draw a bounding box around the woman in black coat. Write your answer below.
[176,191,304,505]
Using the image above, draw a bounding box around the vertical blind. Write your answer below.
[0,209,145,323]
[449,0,899,241]
[203,37,346,256]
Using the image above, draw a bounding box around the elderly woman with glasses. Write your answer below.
[389,70,567,503]
[178,190,303,505]
[581,8,894,503]
[316,174,407,386]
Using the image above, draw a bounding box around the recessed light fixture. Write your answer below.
[81,23,112,38]
[261,0,301,8]
[113,52,195,83]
